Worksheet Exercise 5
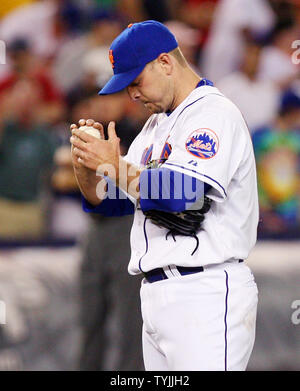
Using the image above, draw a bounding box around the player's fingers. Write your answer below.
[78,118,86,127]
[86,118,95,126]
[70,123,78,132]
[93,122,102,129]
[94,122,105,139]
[107,121,118,140]
[72,147,85,159]
[72,128,98,143]
[70,136,88,151]
[78,157,95,171]
[77,157,90,168]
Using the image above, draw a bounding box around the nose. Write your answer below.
[127,85,140,101]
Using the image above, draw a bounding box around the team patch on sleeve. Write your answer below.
[185,128,219,159]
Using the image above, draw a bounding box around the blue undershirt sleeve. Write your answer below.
[82,177,134,217]
[139,167,211,213]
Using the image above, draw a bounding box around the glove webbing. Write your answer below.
[144,196,212,256]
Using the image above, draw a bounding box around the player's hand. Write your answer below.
[70,119,104,169]
[70,119,121,174]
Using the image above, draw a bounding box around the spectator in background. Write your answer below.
[115,0,147,22]
[0,0,35,18]
[0,117,56,240]
[0,0,61,61]
[175,0,218,50]
[252,88,300,238]
[268,0,298,27]
[115,0,172,22]
[65,44,114,116]
[0,38,64,125]
[51,142,90,240]
[53,9,123,94]
[0,75,57,239]
[0,0,79,83]
[141,0,171,22]
[258,20,300,87]
[0,38,63,240]
[164,20,201,70]
[200,0,275,83]
[217,39,280,133]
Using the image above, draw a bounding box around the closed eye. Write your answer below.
[127,78,142,97]
[129,75,142,88]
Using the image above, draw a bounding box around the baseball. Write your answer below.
[79,125,102,139]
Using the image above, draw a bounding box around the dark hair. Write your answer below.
[279,88,300,116]
[269,19,296,44]
[7,38,30,53]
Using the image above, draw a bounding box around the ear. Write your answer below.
[157,53,173,75]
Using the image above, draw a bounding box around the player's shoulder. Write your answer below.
[185,87,247,127]
[195,88,242,116]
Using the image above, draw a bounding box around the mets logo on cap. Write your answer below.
[186,128,219,159]
[109,49,115,69]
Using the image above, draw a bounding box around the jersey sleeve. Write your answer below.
[139,167,211,212]
[163,97,248,202]
[82,176,135,216]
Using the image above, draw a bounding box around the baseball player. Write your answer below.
[70,20,259,371]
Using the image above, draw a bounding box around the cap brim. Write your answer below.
[98,64,145,95]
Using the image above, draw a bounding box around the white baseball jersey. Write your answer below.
[124,85,259,275]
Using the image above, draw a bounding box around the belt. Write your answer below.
[143,260,243,284]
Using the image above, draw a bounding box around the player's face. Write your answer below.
[126,60,173,114]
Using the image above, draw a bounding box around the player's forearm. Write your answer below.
[70,122,142,201]
[73,163,104,206]
[110,157,142,201]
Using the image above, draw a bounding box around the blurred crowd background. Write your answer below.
[0,0,299,371]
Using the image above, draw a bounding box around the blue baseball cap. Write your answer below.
[99,20,178,95]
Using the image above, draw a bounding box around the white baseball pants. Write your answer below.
[140,261,258,371]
